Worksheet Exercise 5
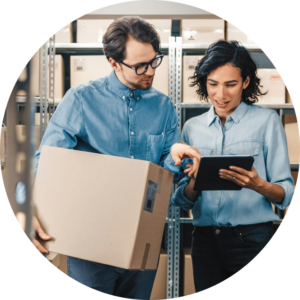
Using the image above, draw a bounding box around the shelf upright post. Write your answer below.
[48,36,56,119]
[5,62,35,238]
[172,36,183,298]
[39,42,49,141]
[166,36,176,299]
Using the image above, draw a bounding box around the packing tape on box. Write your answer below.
[141,243,151,270]
[157,169,163,194]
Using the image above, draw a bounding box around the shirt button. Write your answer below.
[215,229,220,235]
[137,97,139,100]
[131,132,134,135]
[131,93,133,97]
[130,108,133,111]
[122,96,125,100]
[131,156,134,159]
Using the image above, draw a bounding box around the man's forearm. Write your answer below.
[184,178,199,202]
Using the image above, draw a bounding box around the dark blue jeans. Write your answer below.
[191,222,274,292]
[67,257,157,299]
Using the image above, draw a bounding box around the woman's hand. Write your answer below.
[219,166,264,190]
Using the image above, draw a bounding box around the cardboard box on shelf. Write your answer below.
[55,23,73,43]
[283,114,300,163]
[70,56,111,87]
[150,249,167,300]
[17,54,65,102]
[17,50,40,97]
[145,19,171,44]
[181,19,225,45]
[284,205,300,220]
[77,19,114,43]
[291,170,298,186]
[152,55,169,96]
[0,127,7,168]
[285,84,300,103]
[227,22,255,44]
[33,146,174,270]
[257,69,285,104]
[183,248,196,296]
[182,55,205,103]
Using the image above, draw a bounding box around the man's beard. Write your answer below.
[123,74,154,91]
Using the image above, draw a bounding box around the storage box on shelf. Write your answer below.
[181,19,225,45]
[55,23,73,43]
[283,114,300,163]
[182,55,204,103]
[145,19,171,44]
[183,248,196,296]
[257,69,285,104]
[17,54,65,102]
[150,249,167,300]
[227,20,300,48]
[152,55,169,96]
[70,55,111,87]
[77,19,114,43]
[33,146,174,270]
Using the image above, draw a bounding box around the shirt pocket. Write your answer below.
[146,134,165,164]
[228,141,260,166]
[198,148,213,156]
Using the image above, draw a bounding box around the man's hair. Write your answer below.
[190,40,267,104]
[102,16,160,62]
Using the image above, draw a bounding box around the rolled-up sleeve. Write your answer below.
[264,111,295,209]
[170,175,196,211]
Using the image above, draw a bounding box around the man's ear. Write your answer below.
[109,58,121,72]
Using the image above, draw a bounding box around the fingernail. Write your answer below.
[229,166,233,169]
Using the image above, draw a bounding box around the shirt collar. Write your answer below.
[107,70,142,101]
[206,101,250,127]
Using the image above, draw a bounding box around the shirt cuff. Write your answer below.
[270,181,295,210]
[171,178,196,211]
[163,153,181,174]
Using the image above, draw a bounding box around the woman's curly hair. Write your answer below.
[189,40,267,104]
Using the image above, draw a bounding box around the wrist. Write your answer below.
[254,177,268,193]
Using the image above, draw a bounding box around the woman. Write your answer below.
[171,40,294,292]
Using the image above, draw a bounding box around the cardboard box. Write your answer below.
[17,54,64,102]
[181,19,225,44]
[51,21,73,44]
[77,19,114,43]
[145,19,171,44]
[283,114,300,163]
[150,249,167,300]
[17,50,40,97]
[70,55,111,87]
[227,22,255,44]
[0,127,7,168]
[45,252,68,300]
[285,84,300,103]
[183,55,205,103]
[183,248,196,296]
[257,69,285,104]
[152,55,169,96]
[33,146,174,270]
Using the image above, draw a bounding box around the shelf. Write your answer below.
[182,43,262,52]
[291,163,299,170]
[16,96,59,106]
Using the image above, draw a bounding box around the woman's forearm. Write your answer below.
[184,178,199,202]
[254,179,285,204]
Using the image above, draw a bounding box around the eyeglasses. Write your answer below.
[120,52,164,75]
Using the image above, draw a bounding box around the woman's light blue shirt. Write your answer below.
[171,101,294,227]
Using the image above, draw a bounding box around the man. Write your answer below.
[32,16,200,299]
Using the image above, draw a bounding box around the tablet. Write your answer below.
[193,155,254,191]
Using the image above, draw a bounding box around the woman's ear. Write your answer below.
[243,76,250,89]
